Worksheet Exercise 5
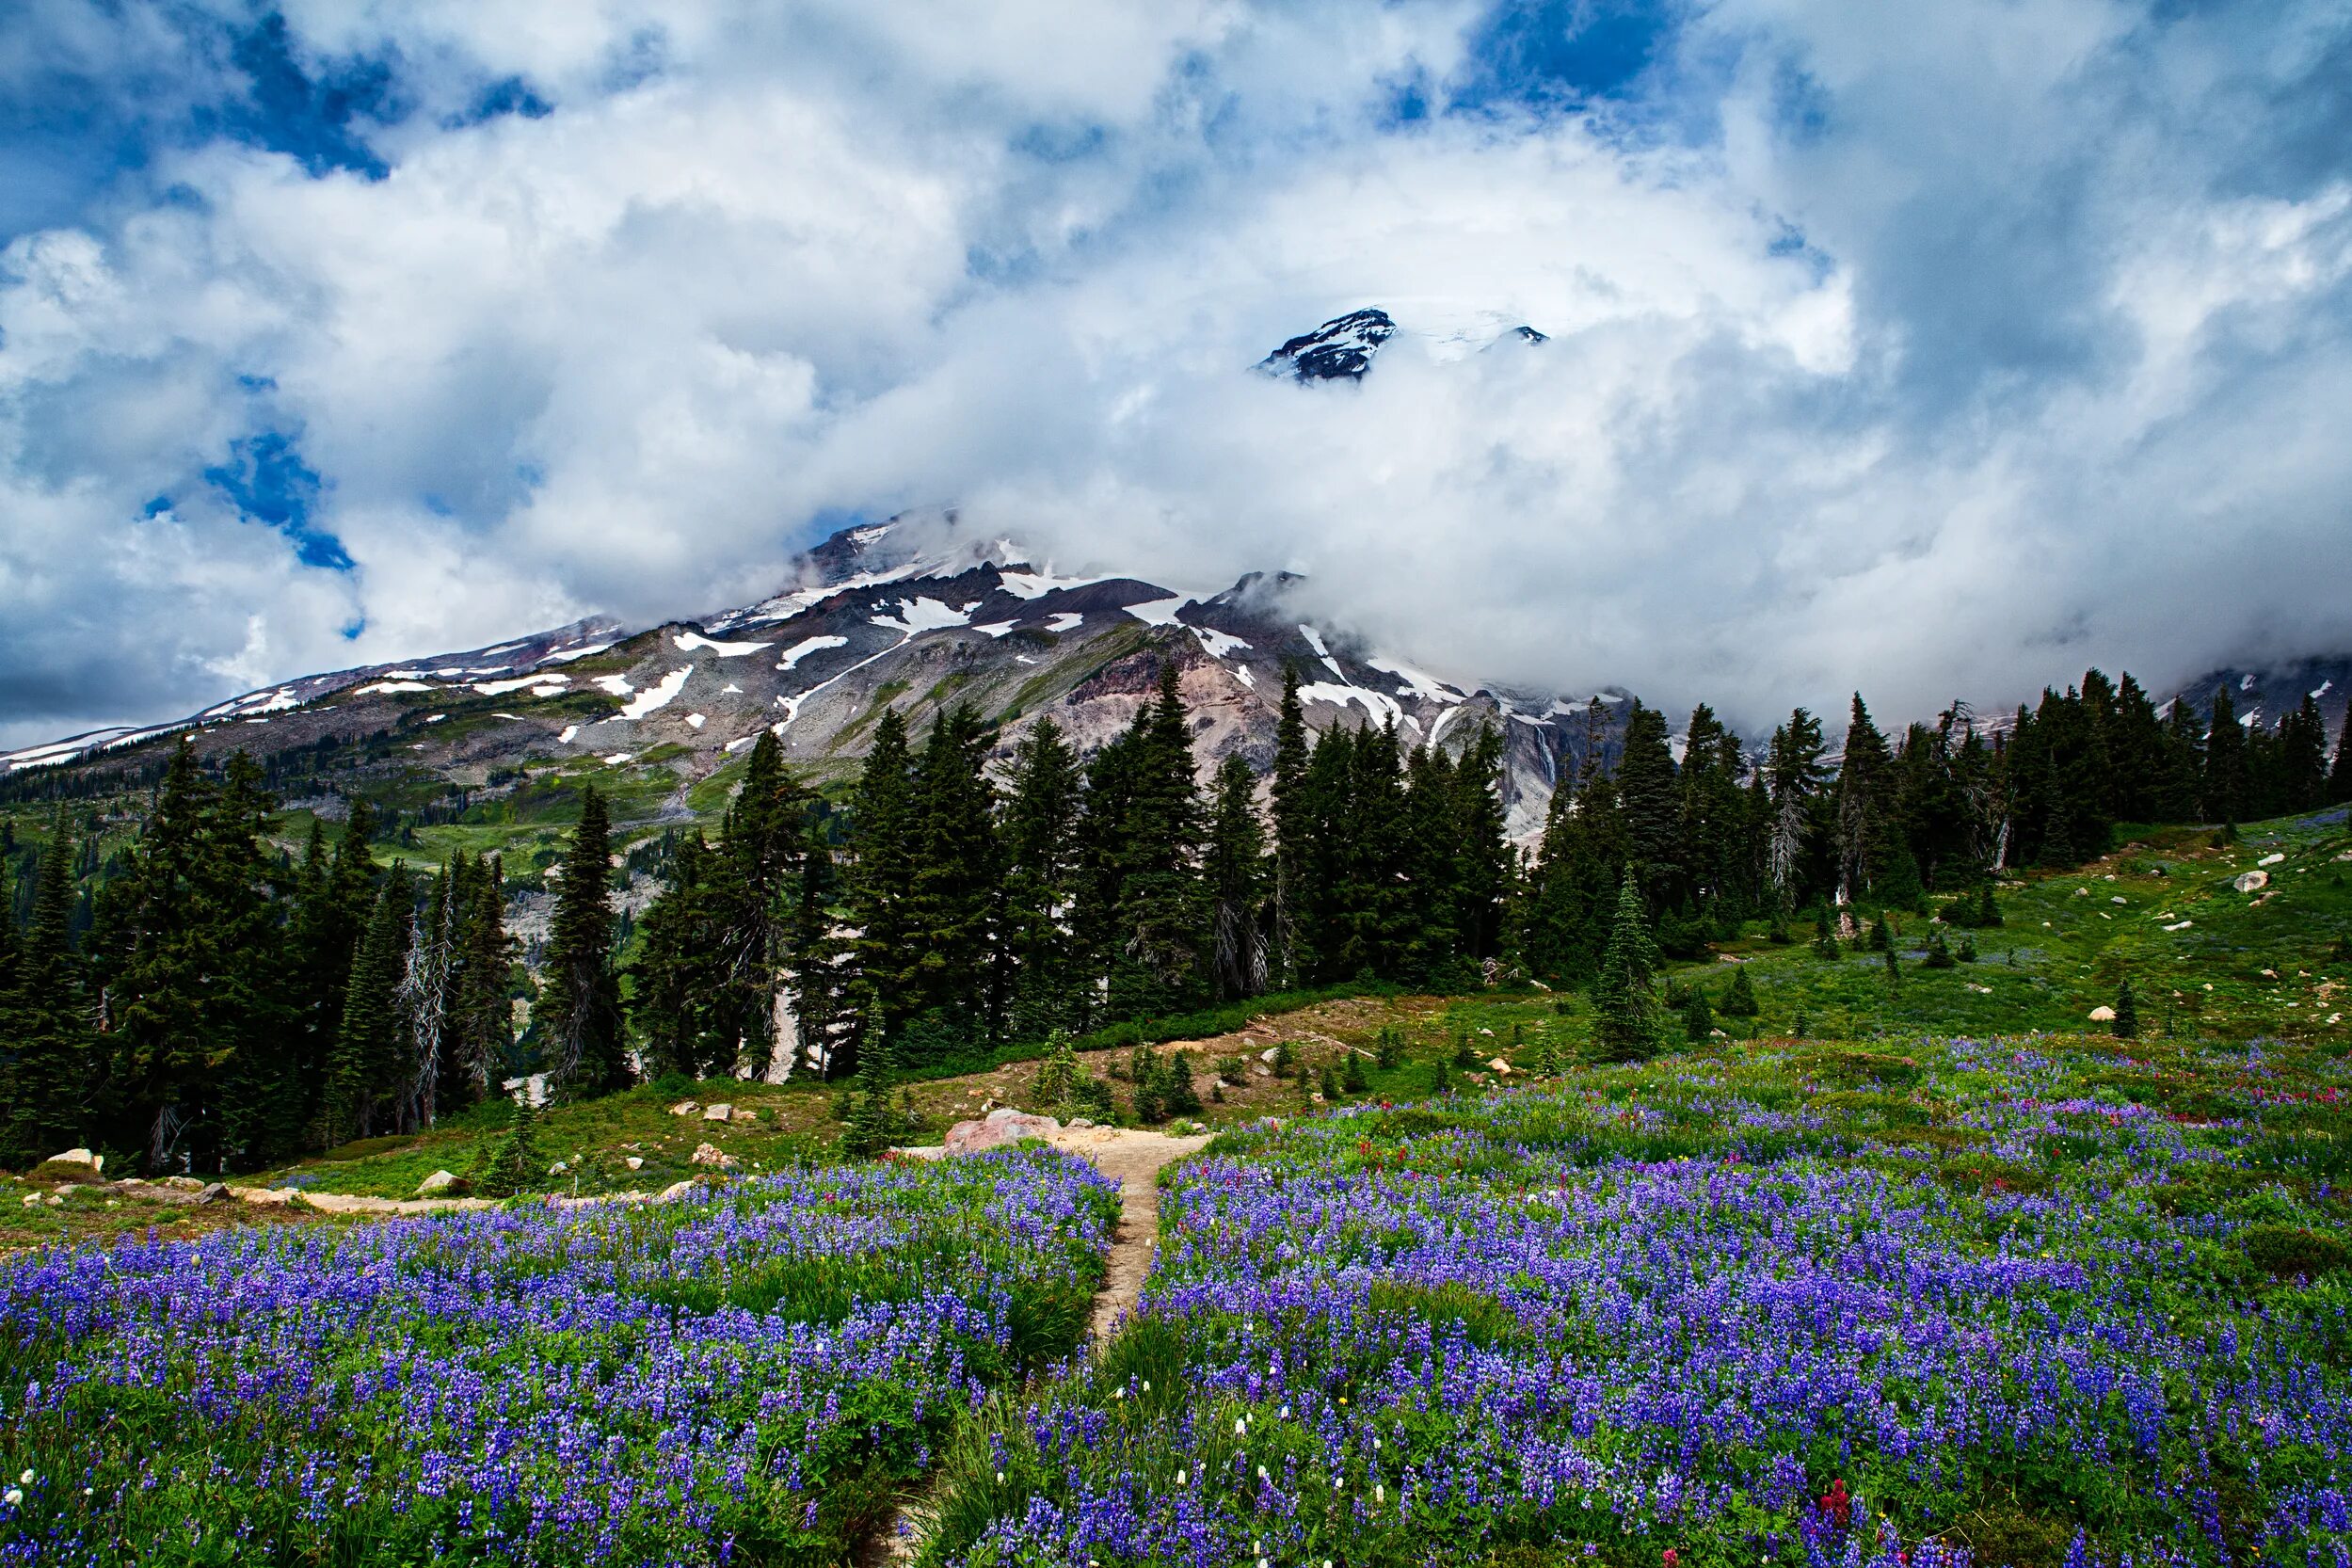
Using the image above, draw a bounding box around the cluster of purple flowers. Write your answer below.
[0,1147,1118,1566]
[943,1041,2352,1568]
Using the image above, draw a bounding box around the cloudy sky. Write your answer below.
[2,0,2348,748]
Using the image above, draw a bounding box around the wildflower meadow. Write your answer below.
[923,1036,2352,1568]
[0,1147,1118,1566]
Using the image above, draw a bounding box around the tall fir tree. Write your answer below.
[1269,666,1313,987]
[2330,712,2352,807]
[1591,870,1665,1063]
[2203,685,2248,824]
[315,865,414,1147]
[1104,665,1208,1018]
[1000,717,1086,1041]
[900,705,1000,1060]
[840,707,918,1069]
[538,787,628,1096]
[2,820,90,1166]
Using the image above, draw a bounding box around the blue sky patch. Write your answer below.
[205,431,353,572]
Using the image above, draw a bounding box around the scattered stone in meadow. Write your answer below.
[161,1176,204,1192]
[702,1103,734,1122]
[415,1171,461,1195]
[625,1156,644,1170]
[43,1147,103,1176]
[196,1183,231,1206]
[691,1143,738,1169]
[2111,895,2127,904]
[19,1193,39,1208]
[1488,1058,1512,1074]
[668,1100,700,1116]
[1069,1118,1095,1129]
[729,1109,758,1124]
[659,1180,700,1200]
[945,1109,1061,1154]
[2165,920,2193,932]
[2235,870,2270,893]
[2088,1006,2117,1022]
[2259,853,2286,867]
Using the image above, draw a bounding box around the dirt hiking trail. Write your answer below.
[871,1126,1211,1563]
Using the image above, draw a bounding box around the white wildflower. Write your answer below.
[2,1490,19,1508]
[1176,1469,1188,1485]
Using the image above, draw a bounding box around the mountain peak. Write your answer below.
[1256,308,1396,382]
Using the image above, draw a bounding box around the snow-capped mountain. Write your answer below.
[1256,306,1549,382]
[2,513,1621,843]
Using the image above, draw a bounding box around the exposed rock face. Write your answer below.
[944,1107,1062,1154]
[2234,870,2271,893]
[690,1143,738,1169]
[415,1170,462,1195]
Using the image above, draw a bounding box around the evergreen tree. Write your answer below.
[629,833,721,1079]
[2,822,89,1166]
[2331,713,2352,807]
[1341,1049,1368,1093]
[538,787,627,1096]
[2113,977,2138,1040]
[1682,984,1714,1043]
[1766,708,1832,914]
[1203,754,1268,1001]
[1958,933,1978,963]
[841,708,918,1066]
[315,866,413,1147]
[899,706,998,1059]
[2203,686,2248,824]
[1835,696,1897,905]
[1270,666,1313,986]
[1591,871,1665,1063]
[1002,718,1086,1040]
[1615,702,1680,907]
[1922,927,1955,968]
[472,1089,540,1198]
[2281,694,2328,812]
[450,855,515,1102]
[1720,965,1760,1018]
[840,1021,903,1158]
[1105,666,1208,1019]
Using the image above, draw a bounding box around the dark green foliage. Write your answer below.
[1922,928,1955,969]
[840,1024,910,1157]
[1813,910,1842,961]
[1868,913,1893,952]
[2113,977,2138,1040]
[1341,1050,1368,1093]
[1002,719,1086,1042]
[470,1091,540,1198]
[1720,965,1760,1017]
[1591,872,1665,1062]
[1682,984,1713,1042]
[1958,933,1978,963]
[2240,1224,2349,1279]
[537,787,627,1097]
[1429,1057,1452,1093]
[2,819,90,1167]
[1373,1027,1404,1069]
[1126,1043,1202,1125]
[314,865,414,1148]
[1031,1032,1114,1120]
[1319,1063,1341,1101]
[1882,943,1900,994]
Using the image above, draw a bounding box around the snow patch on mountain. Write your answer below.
[776,634,849,671]
[1191,626,1250,658]
[616,665,691,720]
[1046,612,1083,633]
[1126,597,1187,627]
[999,569,1107,600]
[871,598,971,635]
[674,632,772,657]
[357,680,435,696]
[1298,680,1402,728]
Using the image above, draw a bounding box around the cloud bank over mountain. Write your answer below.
[2,0,2348,746]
